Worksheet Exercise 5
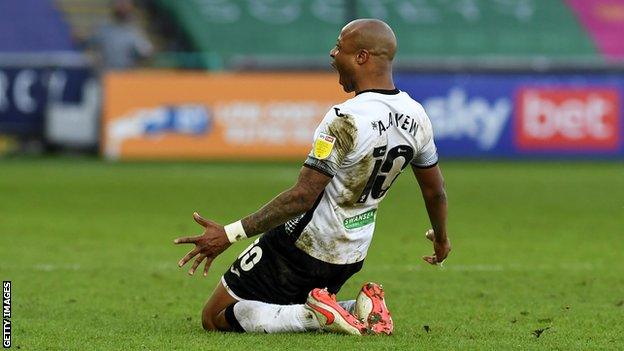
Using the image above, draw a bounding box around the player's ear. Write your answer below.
[356,49,370,65]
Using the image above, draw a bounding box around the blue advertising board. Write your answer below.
[0,67,93,137]
[395,73,624,158]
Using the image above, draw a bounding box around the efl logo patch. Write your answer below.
[515,88,620,150]
[313,132,336,159]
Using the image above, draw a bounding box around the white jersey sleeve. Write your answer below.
[410,115,439,168]
[304,106,357,177]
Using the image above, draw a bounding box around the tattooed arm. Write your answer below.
[173,166,331,277]
[241,166,332,236]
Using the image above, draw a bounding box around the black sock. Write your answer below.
[224,303,245,332]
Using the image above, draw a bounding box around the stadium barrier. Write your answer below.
[102,71,624,160]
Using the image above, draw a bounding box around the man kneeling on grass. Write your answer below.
[174,18,450,335]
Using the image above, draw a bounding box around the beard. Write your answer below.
[341,80,355,93]
[332,59,356,93]
[338,71,356,93]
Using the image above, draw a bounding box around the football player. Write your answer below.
[174,18,450,335]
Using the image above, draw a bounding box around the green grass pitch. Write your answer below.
[1,158,622,350]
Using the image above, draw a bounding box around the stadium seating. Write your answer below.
[55,0,157,50]
[54,0,111,43]
[152,0,599,66]
[0,0,75,52]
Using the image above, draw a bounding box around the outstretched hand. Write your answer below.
[423,229,451,266]
[173,212,231,277]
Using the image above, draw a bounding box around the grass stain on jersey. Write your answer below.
[337,153,373,207]
[328,113,373,207]
[326,114,357,166]
[295,228,340,263]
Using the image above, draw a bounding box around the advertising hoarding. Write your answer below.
[103,71,624,160]
[395,73,624,158]
[0,66,96,144]
[102,72,349,160]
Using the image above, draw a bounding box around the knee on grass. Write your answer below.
[202,305,231,331]
[201,308,218,331]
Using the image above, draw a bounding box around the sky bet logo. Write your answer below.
[2,281,10,348]
[515,88,620,151]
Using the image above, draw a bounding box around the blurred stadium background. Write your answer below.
[1,1,623,350]
[1,0,623,159]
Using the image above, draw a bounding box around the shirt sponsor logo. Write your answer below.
[515,88,620,150]
[343,209,376,230]
[313,132,336,159]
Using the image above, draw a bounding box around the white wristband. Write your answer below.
[224,220,247,243]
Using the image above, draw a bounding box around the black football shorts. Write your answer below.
[221,225,363,305]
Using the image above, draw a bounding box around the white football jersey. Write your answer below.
[288,89,438,265]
